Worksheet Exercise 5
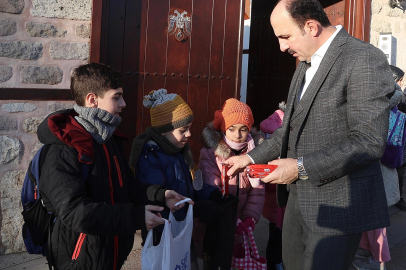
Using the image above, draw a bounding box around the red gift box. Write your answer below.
[246,164,277,178]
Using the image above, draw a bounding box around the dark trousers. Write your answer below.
[282,187,362,270]
[266,222,283,270]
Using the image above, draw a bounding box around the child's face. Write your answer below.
[225,124,249,143]
[95,88,126,116]
[163,123,192,149]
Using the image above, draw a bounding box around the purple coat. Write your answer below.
[198,122,265,222]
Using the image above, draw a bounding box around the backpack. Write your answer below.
[21,145,89,259]
[381,106,406,168]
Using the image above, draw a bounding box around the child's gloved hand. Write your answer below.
[243,217,255,231]
[235,219,248,235]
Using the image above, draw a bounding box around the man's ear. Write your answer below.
[305,20,321,37]
[85,93,98,108]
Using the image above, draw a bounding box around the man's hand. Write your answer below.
[224,155,252,177]
[145,205,165,231]
[165,190,194,212]
[261,158,298,184]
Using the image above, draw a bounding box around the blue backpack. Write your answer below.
[381,106,406,168]
[21,145,89,258]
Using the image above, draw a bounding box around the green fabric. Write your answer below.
[129,126,194,171]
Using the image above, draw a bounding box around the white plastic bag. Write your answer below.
[141,205,193,270]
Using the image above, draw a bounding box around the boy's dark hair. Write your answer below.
[283,0,331,33]
[71,63,123,106]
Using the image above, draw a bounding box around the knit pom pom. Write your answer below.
[143,89,177,108]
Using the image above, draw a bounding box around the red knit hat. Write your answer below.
[213,98,254,132]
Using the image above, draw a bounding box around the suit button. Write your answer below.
[290,127,293,131]
[288,147,291,151]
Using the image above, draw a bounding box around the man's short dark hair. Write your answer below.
[284,0,331,32]
[71,63,123,106]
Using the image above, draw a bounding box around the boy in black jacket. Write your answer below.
[37,63,190,270]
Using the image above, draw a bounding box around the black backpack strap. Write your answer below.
[39,144,52,178]
[47,213,54,270]
[38,144,52,269]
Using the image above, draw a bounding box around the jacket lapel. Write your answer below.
[290,29,348,122]
[282,62,307,130]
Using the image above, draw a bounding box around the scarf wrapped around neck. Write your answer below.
[223,133,255,152]
[129,127,194,171]
[74,104,122,144]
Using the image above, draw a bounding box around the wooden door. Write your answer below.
[246,0,296,127]
[96,0,245,159]
[246,0,345,128]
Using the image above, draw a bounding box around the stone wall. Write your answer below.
[0,0,91,254]
[370,0,406,89]
[0,0,91,89]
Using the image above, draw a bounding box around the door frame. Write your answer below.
[90,0,371,66]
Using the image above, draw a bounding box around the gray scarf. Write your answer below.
[74,104,122,144]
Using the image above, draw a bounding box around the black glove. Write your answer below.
[193,200,225,224]
[208,189,223,204]
[208,189,237,205]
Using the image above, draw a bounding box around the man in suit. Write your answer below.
[226,0,396,269]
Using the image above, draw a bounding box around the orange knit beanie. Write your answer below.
[213,98,254,132]
[143,89,193,133]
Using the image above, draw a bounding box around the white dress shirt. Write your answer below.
[247,25,343,165]
[299,25,343,100]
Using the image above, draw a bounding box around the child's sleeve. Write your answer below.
[198,148,222,188]
[241,177,265,222]
[135,153,166,186]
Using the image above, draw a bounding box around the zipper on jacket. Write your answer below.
[114,236,119,270]
[71,233,86,264]
[102,144,115,204]
[102,144,119,270]
[113,156,123,187]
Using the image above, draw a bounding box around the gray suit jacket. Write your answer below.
[249,28,395,235]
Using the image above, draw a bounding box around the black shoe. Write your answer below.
[396,198,406,211]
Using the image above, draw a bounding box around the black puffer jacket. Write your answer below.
[37,109,159,270]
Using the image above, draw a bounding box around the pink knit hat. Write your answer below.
[213,98,254,132]
[260,109,284,134]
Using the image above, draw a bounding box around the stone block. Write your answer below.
[0,66,13,82]
[0,136,22,164]
[19,66,63,85]
[49,42,89,60]
[384,5,406,18]
[31,0,91,21]
[75,24,91,39]
[0,0,24,14]
[25,22,67,38]
[371,20,392,33]
[1,103,37,113]
[0,41,43,60]
[46,101,74,112]
[371,0,382,15]
[395,22,401,33]
[1,170,26,254]
[22,116,45,134]
[0,19,17,36]
[0,116,17,131]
